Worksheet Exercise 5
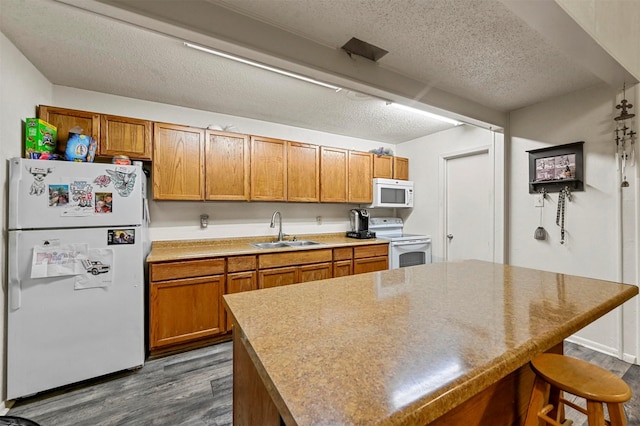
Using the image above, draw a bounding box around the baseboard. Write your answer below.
[565,335,620,358]
[0,399,14,415]
[622,352,637,364]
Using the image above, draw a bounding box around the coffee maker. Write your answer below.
[347,209,376,239]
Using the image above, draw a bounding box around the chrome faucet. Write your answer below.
[270,211,286,242]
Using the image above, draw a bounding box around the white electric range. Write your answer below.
[369,217,432,269]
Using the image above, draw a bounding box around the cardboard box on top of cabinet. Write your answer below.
[25,118,57,159]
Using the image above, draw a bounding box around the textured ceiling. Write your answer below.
[0,0,622,144]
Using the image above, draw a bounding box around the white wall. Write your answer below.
[395,125,498,262]
[509,82,639,361]
[51,86,394,241]
[0,32,53,408]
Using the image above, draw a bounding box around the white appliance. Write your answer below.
[369,178,414,208]
[369,217,431,269]
[7,158,147,399]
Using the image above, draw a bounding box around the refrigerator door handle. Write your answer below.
[8,158,21,230]
[8,231,22,310]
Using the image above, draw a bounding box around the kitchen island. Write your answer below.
[223,260,638,425]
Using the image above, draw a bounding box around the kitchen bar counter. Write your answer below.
[146,233,387,263]
[223,260,638,425]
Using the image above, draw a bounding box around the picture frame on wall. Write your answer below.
[527,141,584,193]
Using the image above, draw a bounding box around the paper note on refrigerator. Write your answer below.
[74,248,114,290]
[31,244,89,278]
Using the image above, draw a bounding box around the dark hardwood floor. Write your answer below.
[7,341,639,425]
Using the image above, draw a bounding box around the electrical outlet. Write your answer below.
[534,194,544,207]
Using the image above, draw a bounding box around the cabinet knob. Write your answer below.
[447,234,454,240]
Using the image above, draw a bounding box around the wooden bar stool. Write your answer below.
[524,353,632,426]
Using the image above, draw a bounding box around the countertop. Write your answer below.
[146,233,388,263]
[223,260,638,425]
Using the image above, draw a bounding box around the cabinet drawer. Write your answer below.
[333,247,353,261]
[259,249,332,269]
[150,258,225,282]
[228,255,257,273]
[354,244,389,259]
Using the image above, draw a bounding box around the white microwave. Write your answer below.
[368,178,414,208]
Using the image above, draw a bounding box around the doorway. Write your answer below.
[440,146,494,262]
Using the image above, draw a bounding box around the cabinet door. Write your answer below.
[320,146,348,202]
[205,130,250,200]
[348,151,373,203]
[251,136,287,201]
[373,155,393,179]
[353,256,388,274]
[100,114,152,160]
[288,141,320,202]
[259,266,298,289]
[37,105,100,155]
[299,262,332,283]
[333,260,353,277]
[393,156,409,180]
[225,271,257,330]
[153,123,205,200]
[150,275,225,350]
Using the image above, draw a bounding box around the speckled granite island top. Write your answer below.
[146,233,387,263]
[223,260,638,425]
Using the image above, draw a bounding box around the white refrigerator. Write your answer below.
[7,157,147,400]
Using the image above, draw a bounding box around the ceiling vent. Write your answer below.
[341,37,388,62]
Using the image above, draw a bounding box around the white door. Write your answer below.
[442,148,494,262]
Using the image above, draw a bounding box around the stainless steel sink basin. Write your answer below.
[250,240,322,249]
[250,242,290,249]
[283,240,321,247]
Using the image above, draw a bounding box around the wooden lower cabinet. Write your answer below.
[299,262,332,282]
[150,275,225,350]
[226,271,257,330]
[259,266,298,289]
[333,260,353,277]
[353,244,389,274]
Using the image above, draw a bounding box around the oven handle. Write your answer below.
[391,239,431,247]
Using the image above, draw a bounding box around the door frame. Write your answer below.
[439,145,495,263]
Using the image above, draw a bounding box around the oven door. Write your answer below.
[389,239,432,269]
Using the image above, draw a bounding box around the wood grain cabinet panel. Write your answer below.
[333,260,353,278]
[320,146,348,202]
[150,258,225,282]
[251,136,287,201]
[299,262,332,282]
[259,249,333,269]
[354,244,388,259]
[226,271,257,330]
[373,155,393,179]
[259,266,298,289]
[153,123,205,200]
[100,114,152,160]
[287,141,320,202]
[348,151,373,203]
[150,275,225,350]
[353,256,388,274]
[205,130,250,200]
[393,156,409,180]
[37,105,100,156]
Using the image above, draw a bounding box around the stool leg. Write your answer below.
[606,402,628,426]
[525,376,551,426]
[585,400,606,426]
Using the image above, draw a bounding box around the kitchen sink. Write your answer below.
[283,240,321,247]
[250,242,290,249]
[250,240,322,249]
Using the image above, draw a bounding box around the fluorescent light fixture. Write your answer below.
[389,102,463,126]
[184,42,342,92]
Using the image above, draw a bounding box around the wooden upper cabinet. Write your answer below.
[287,141,320,202]
[100,114,152,160]
[153,123,205,200]
[205,130,250,201]
[348,151,373,203]
[37,105,100,155]
[373,155,410,180]
[373,155,393,179]
[393,156,409,180]
[250,136,287,201]
[320,146,348,202]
